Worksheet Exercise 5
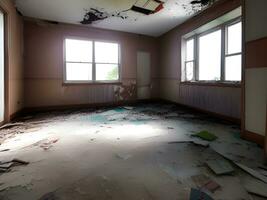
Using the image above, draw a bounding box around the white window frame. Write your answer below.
[63,37,121,84]
[182,17,242,83]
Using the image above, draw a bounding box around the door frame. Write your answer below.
[0,5,9,125]
[136,50,151,100]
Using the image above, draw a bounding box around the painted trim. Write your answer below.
[243,130,265,147]
[0,4,10,123]
[265,105,267,163]
[20,99,159,116]
[240,0,246,139]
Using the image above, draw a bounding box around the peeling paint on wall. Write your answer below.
[114,81,137,101]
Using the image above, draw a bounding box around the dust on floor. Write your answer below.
[0,103,266,200]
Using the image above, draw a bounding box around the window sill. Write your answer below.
[180,81,241,88]
[62,81,123,86]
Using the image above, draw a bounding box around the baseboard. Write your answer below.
[158,98,241,124]
[242,130,265,147]
[9,109,24,121]
[20,99,160,116]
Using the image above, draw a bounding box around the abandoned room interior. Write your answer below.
[0,0,266,199]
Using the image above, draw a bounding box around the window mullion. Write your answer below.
[92,41,96,82]
[195,36,199,81]
[221,26,226,81]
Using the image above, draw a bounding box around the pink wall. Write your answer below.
[158,0,242,120]
[24,20,160,108]
[0,0,24,120]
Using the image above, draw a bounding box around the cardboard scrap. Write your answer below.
[235,162,267,184]
[191,174,220,193]
[192,131,217,141]
[206,159,234,175]
[190,188,214,200]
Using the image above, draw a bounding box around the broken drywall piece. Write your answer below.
[191,174,220,193]
[235,163,267,184]
[192,140,210,147]
[190,188,214,200]
[206,159,234,175]
[243,178,267,198]
[192,131,217,141]
[131,0,165,15]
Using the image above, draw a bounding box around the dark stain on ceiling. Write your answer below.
[80,0,166,25]
[80,8,130,24]
[190,0,215,7]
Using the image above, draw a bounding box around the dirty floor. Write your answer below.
[0,103,266,200]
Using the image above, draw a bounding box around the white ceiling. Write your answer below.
[15,0,210,37]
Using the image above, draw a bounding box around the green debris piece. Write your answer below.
[192,131,217,141]
[113,108,126,113]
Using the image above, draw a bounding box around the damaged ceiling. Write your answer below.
[15,0,217,36]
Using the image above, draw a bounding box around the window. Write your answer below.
[185,39,195,81]
[64,38,120,83]
[225,22,242,81]
[183,19,242,83]
[199,30,221,81]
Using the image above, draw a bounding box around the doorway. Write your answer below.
[137,51,151,100]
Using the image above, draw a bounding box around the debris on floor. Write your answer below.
[115,153,132,160]
[0,102,265,199]
[192,131,217,141]
[0,122,25,130]
[206,159,234,175]
[242,178,267,198]
[235,162,267,183]
[168,140,209,147]
[122,106,134,110]
[191,174,220,193]
[0,159,29,173]
[190,188,214,200]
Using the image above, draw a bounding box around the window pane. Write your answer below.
[225,55,241,81]
[96,64,119,81]
[186,39,194,61]
[186,62,194,81]
[65,39,92,62]
[95,42,119,63]
[227,22,242,54]
[199,30,221,81]
[66,63,92,81]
